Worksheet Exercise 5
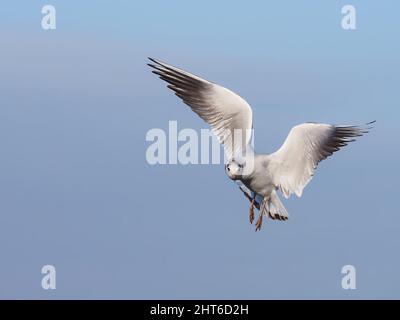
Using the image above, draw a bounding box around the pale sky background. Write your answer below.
[0,1,399,299]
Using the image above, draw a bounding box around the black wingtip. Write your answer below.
[365,120,376,131]
[148,57,160,65]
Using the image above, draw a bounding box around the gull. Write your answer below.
[148,58,374,231]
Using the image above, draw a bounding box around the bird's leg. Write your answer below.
[240,186,252,202]
[249,194,256,224]
[255,210,263,232]
[255,198,267,232]
[239,186,261,209]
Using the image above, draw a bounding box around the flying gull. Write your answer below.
[148,58,374,231]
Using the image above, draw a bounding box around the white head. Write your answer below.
[225,158,245,181]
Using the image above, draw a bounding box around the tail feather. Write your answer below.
[266,190,289,221]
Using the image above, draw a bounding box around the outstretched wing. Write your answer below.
[148,58,253,159]
[269,122,374,198]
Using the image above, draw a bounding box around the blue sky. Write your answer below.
[0,1,399,299]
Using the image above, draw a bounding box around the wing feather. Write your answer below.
[148,58,253,159]
[269,122,374,198]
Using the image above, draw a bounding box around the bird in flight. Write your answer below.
[148,58,374,231]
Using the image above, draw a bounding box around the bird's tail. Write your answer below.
[266,190,289,221]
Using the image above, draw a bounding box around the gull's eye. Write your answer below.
[227,167,231,171]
